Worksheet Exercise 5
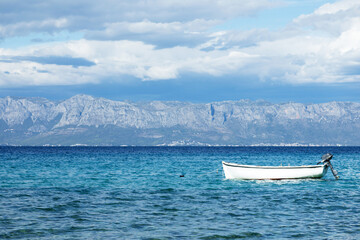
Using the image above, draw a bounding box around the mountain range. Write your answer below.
[1,95,360,146]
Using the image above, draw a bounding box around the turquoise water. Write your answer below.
[1,147,360,239]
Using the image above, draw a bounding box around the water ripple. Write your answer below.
[1,146,360,239]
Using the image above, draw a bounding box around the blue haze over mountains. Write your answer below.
[1,95,360,146]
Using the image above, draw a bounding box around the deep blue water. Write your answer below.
[0,146,360,239]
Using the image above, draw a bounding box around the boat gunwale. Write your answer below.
[222,161,325,169]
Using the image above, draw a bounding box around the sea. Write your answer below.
[0,146,359,239]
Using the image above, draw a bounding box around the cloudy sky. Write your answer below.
[1,0,360,102]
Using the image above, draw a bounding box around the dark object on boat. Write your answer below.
[320,153,333,163]
[318,153,339,180]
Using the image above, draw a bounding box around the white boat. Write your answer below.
[222,153,339,180]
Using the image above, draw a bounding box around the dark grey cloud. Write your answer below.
[341,63,360,76]
[0,0,274,25]
[84,19,218,48]
[0,0,277,47]
[7,56,95,68]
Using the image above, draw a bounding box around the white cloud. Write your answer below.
[308,0,358,15]
[1,0,360,87]
[0,40,258,86]
[197,0,360,84]
[0,61,97,86]
[293,0,360,36]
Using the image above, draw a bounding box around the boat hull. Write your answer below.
[222,161,328,180]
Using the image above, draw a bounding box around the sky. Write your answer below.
[1,0,360,103]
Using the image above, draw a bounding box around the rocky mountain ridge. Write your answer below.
[1,95,360,146]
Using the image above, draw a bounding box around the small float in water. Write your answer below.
[222,153,339,180]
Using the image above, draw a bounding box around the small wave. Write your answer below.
[129,223,151,229]
[0,229,45,239]
[290,233,307,238]
[200,232,262,239]
[35,207,58,212]
[151,188,176,194]
[162,207,179,212]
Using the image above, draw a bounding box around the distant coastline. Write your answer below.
[1,95,360,146]
[0,144,353,147]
